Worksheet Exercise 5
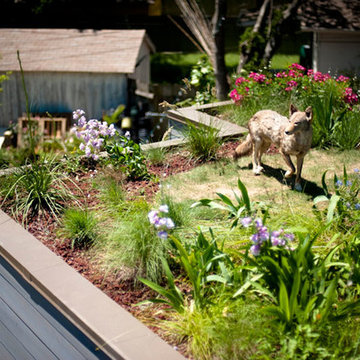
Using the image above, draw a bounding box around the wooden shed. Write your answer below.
[0,28,155,129]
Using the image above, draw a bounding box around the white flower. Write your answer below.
[159,204,169,213]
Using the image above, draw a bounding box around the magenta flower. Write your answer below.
[229,89,243,103]
[289,63,306,72]
[249,72,266,83]
[235,77,246,86]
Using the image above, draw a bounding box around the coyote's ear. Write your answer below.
[289,104,298,116]
[305,106,313,122]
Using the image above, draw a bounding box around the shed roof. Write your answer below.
[298,0,360,31]
[0,28,154,74]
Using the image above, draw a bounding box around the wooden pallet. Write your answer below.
[17,116,67,147]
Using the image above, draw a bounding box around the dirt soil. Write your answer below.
[0,139,278,358]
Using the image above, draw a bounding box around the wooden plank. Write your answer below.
[0,297,58,360]
[0,257,110,360]
[0,319,34,360]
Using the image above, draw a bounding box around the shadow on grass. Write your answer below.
[236,162,326,199]
[262,164,327,199]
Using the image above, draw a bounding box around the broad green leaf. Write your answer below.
[232,273,263,298]
[279,280,291,322]
[326,194,341,223]
[237,178,251,211]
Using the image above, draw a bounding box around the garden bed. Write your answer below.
[0,140,239,359]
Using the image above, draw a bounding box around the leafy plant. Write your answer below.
[192,178,262,229]
[314,166,360,232]
[332,108,360,150]
[310,90,346,148]
[189,55,216,105]
[239,230,360,332]
[182,120,221,162]
[61,208,98,248]
[105,135,149,180]
[140,229,234,312]
[102,104,125,125]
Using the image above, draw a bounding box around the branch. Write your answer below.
[167,15,205,54]
[174,0,215,64]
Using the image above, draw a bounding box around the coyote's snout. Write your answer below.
[234,104,313,191]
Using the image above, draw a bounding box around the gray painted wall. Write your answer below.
[0,72,128,128]
[314,31,360,75]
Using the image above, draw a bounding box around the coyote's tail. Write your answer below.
[233,134,252,159]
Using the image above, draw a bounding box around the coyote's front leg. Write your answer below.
[280,151,296,179]
[252,141,263,175]
[294,154,305,191]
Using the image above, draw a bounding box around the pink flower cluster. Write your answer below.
[285,80,298,92]
[276,69,304,79]
[235,76,247,86]
[337,75,350,82]
[344,87,359,106]
[249,72,266,83]
[289,63,306,71]
[230,89,244,103]
[230,63,358,112]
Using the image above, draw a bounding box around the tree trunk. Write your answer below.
[263,0,303,64]
[236,0,270,73]
[212,0,229,100]
[237,0,303,73]
[174,0,229,101]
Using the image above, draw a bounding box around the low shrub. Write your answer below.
[229,63,359,149]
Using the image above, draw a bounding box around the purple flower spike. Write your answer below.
[254,218,263,229]
[157,231,168,240]
[336,180,343,187]
[250,244,261,256]
[284,233,295,242]
[241,217,252,228]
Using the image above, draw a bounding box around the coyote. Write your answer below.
[234,104,313,191]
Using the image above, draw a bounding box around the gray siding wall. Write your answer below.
[314,31,360,75]
[0,72,128,128]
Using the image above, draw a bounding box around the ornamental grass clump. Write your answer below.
[182,120,222,162]
[0,155,76,223]
[61,208,98,248]
[100,201,171,283]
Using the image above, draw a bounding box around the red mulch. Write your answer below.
[0,139,277,358]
